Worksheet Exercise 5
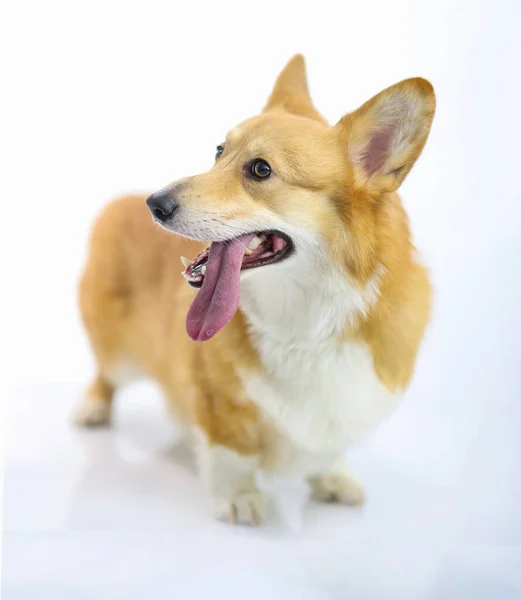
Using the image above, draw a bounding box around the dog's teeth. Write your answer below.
[248,235,263,251]
[201,265,207,275]
[181,256,191,268]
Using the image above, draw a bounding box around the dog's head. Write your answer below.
[147,55,435,341]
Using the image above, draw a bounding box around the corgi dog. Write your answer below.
[75,55,435,525]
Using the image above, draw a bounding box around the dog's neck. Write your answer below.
[240,255,381,347]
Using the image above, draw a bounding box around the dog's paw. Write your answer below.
[73,398,111,427]
[309,472,365,506]
[212,490,268,526]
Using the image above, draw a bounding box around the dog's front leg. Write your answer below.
[260,434,364,506]
[194,431,267,525]
[308,457,365,506]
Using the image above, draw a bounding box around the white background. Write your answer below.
[2,0,521,598]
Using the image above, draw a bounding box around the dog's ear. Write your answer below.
[336,78,435,193]
[264,54,326,122]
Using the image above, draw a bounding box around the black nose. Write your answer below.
[146,190,179,222]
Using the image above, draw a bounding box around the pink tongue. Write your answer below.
[186,234,254,342]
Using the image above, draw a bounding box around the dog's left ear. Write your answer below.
[336,78,436,193]
[264,54,326,123]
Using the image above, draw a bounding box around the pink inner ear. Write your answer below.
[364,129,392,175]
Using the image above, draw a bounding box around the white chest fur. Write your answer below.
[239,253,399,455]
[242,336,399,454]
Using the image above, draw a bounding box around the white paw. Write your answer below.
[73,398,111,427]
[309,473,365,506]
[212,490,268,526]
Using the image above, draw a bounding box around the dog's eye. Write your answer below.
[250,159,271,179]
[215,145,224,160]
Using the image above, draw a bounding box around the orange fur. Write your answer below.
[79,195,265,450]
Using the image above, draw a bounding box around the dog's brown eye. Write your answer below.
[250,159,271,179]
[215,145,224,160]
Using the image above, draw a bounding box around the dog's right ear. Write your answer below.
[264,54,326,123]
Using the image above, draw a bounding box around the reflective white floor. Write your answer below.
[4,353,521,599]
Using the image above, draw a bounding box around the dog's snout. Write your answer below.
[146,190,179,222]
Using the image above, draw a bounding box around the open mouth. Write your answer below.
[182,230,293,288]
[182,231,293,342]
